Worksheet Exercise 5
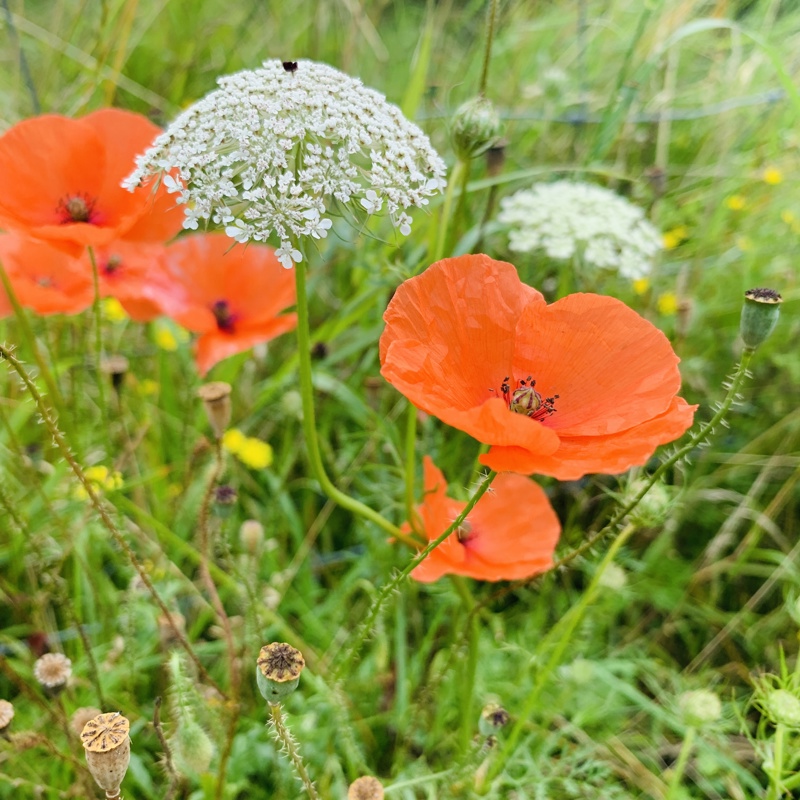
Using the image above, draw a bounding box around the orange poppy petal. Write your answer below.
[480,397,697,479]
[194,315,298,375]
[514,292,683,436]
[411,457,561,583]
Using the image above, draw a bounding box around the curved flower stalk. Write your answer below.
[498,180,663,281]
[125,59,446,267]
[380,254,695,480]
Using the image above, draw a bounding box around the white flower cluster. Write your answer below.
[124,60,446,268]
[497,180,662,280]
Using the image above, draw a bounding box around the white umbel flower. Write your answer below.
[125,59,446,267]
[498,180,663,280]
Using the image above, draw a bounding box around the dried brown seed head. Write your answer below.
[257,642,305,683]
[0,699,14,732]
[348,776,385,800]
[71,706,103,738]
[81,712,131,794]
[197,381,232,439]
[33,652,72,690]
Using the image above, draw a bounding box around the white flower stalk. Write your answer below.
[498,180,663,280]
[125,59,446,267]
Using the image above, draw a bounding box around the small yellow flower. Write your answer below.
[237,438,273,470]
[735,236,753,252]
[632,278,650,295]
[222,428,247,455]
[662,225,688,250]
[138,378,159,396]
[763,167,783,185]
[781,210,796,225]
[725,195,746,211]
[102,298,128,323]
[657,292,678,316]
[154,326,178,351]
[75,466,123,499]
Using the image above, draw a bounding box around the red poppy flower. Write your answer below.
[163,233,297,375]
[83,241,180,322]
[0,233,93,316]
[0,109,184,254]
[380,255,696,480]
[407,457,560,583]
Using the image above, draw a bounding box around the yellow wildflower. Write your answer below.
[237,438,273,470]
[138,378,159,396]
[222,428,247,455]
[725,195,746,211]
[657,292,678,316]
[735,236,753,252]
[662,225,688,250]
[154,326,178,351]
[632,278,650,295]
[762,167,783,185]
[102,298,128,323]
[75,466,123,499]
[781,210,796,225]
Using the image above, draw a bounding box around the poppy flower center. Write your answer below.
[499,376,559,422]
[56,193,97,224]
[212,300,237,332]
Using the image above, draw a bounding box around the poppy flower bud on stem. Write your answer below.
[740,288,782,352]
[451,96,504,161]
[197,382,232,440]
[81,712,131,800]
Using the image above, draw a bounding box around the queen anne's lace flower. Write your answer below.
[124,60,446,268]
[497,181,662,280]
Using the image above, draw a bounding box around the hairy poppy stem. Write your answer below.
[86,247,108,421]
[292,257,406,541]
[0,343,227,701]
[267,702,320,800]
[491,522,637,780]
[331,470,497,682]
[432,158,467,262]
[478,0,501,96]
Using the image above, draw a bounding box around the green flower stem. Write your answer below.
[332,470,497,682]
[665,726,696,800]
[490,522,637,781]
[767,723,786,800]
[478,0,501,96]
[433,158,468,262]
[267,702,320,800]
[293,260,405,541]
[451,576,480,751]
[0,342,226,701]
[86,246,107,419]
[554,350,755,572]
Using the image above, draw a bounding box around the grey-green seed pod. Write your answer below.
[478,703,510,737]
[173,715,215,775]
[764,689,800,728]
[256,642,305,702]
[451,96,504,161]
[81,712,131,796]
[740,288,782,351]
[678,690,722,728]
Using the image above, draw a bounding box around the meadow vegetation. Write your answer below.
[0,0,798,798]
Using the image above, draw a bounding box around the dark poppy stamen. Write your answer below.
[211,300,236,332]
[103,255,123,275]
[56,193,96,224]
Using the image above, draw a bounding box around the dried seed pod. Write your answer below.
[197,382,232,439]
[81,712,131,795]
[348,776,385,800]
[256,642,305,702]
[0,700,14,737]
[33,652,72,694]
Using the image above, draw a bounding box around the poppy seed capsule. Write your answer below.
[451,96,504,161]
[0,700,14,738]
[81,712,131,796]
[197,382,232,439]
[509,385,541,416]
[348,775,385,800]
[740,288,782,351]
[256,642,305,702]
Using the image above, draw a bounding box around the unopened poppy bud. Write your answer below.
[764,689,800,728]
[213,484,237,517]
[348,775,385,800]
[0,700,14,738]
[740,288,782,351]
[197,382,232,439]
[239,519,265,554]
[256,642,305,702]
[627,478,672,527]
[478,703,510,737]
[451,96,504,161]
[81,712,131,797]
[678,690,722,728]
